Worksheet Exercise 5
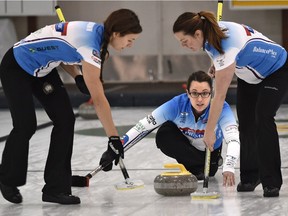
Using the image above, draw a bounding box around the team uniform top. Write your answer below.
[205,21,287,84]
[13,21,103,77]
[122,93,240,173]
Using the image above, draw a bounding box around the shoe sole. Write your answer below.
[263,194,279,197]
[42,194,80,205]
[43,198,81,205]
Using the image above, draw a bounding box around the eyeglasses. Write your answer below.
[188,91,211,98]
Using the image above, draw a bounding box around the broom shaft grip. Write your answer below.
[119,158,130,179]
[55,5,66,22]
[217,0,223,22]
[203,148,211,190]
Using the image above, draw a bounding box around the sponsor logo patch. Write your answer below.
[29,46,59,53]
[91,49,101,64]
[253,46,277,58]
[92,49,100,58]
[146,114,157,125]
[134,122,145,132]
[91,55,101,65]
[225,125,238,131]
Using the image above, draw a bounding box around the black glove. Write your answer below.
[75,75,90,95]
[99,136,124,172]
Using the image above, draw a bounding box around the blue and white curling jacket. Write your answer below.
[13,21,103,77]
[122,93,240,173]
[205,21,287,84]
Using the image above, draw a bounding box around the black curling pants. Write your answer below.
[237,56,288,189]
[155,121,222,176]
[0,48,75,195]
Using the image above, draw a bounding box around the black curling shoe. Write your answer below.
[263,187,279,197]
[42,193,81,205]
[237,179,261,192]
[0,181,23,204]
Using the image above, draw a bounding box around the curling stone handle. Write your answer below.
[163,163,191,175]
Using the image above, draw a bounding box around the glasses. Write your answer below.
[188,91,211,98]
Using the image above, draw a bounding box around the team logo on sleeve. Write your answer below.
[122,135,129,144]
[91,49,101,65]
[55,22,68,36]
[242,24,254,36]
[216,55,225,67]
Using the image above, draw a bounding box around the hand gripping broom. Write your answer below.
[191,0,223,200]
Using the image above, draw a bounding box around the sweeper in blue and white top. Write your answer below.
[0,9,142,205]
[100,71,240,187]
[173,11,288,197]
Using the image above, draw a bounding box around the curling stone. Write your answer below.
[154,163,198,196]
[78,98,98,119]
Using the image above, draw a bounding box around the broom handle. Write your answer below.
[203,0,223,194]
[203,149,211,193]
[55,5,66,22]
[217,0,223,22]
[119,158,131,183]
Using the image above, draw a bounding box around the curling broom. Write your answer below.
[191,0,223,200]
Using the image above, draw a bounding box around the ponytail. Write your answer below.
[100,9,142,83]
[173,11,227,54]
[99,31,109,83]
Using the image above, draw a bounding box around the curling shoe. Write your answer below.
[237,179,261,192]
[263,186,279,197]
[0,181,22,204]
[42,193,81,205]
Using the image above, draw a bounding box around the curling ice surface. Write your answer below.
[1,106,288,215]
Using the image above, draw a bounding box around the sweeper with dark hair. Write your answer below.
[0,8,142,204]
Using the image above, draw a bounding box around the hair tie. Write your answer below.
[198,13,205,20]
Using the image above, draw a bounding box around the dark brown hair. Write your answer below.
[186,70,212,91]
[100,8,142,82]
[173,11,227,54]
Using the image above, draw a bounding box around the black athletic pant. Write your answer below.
[237,56,288,189]
[155,121,222,176]
[0,48,75,195]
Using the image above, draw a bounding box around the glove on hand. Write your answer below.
[75,75,90,95]
[99,136,124,172]
[99,150,114,171]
